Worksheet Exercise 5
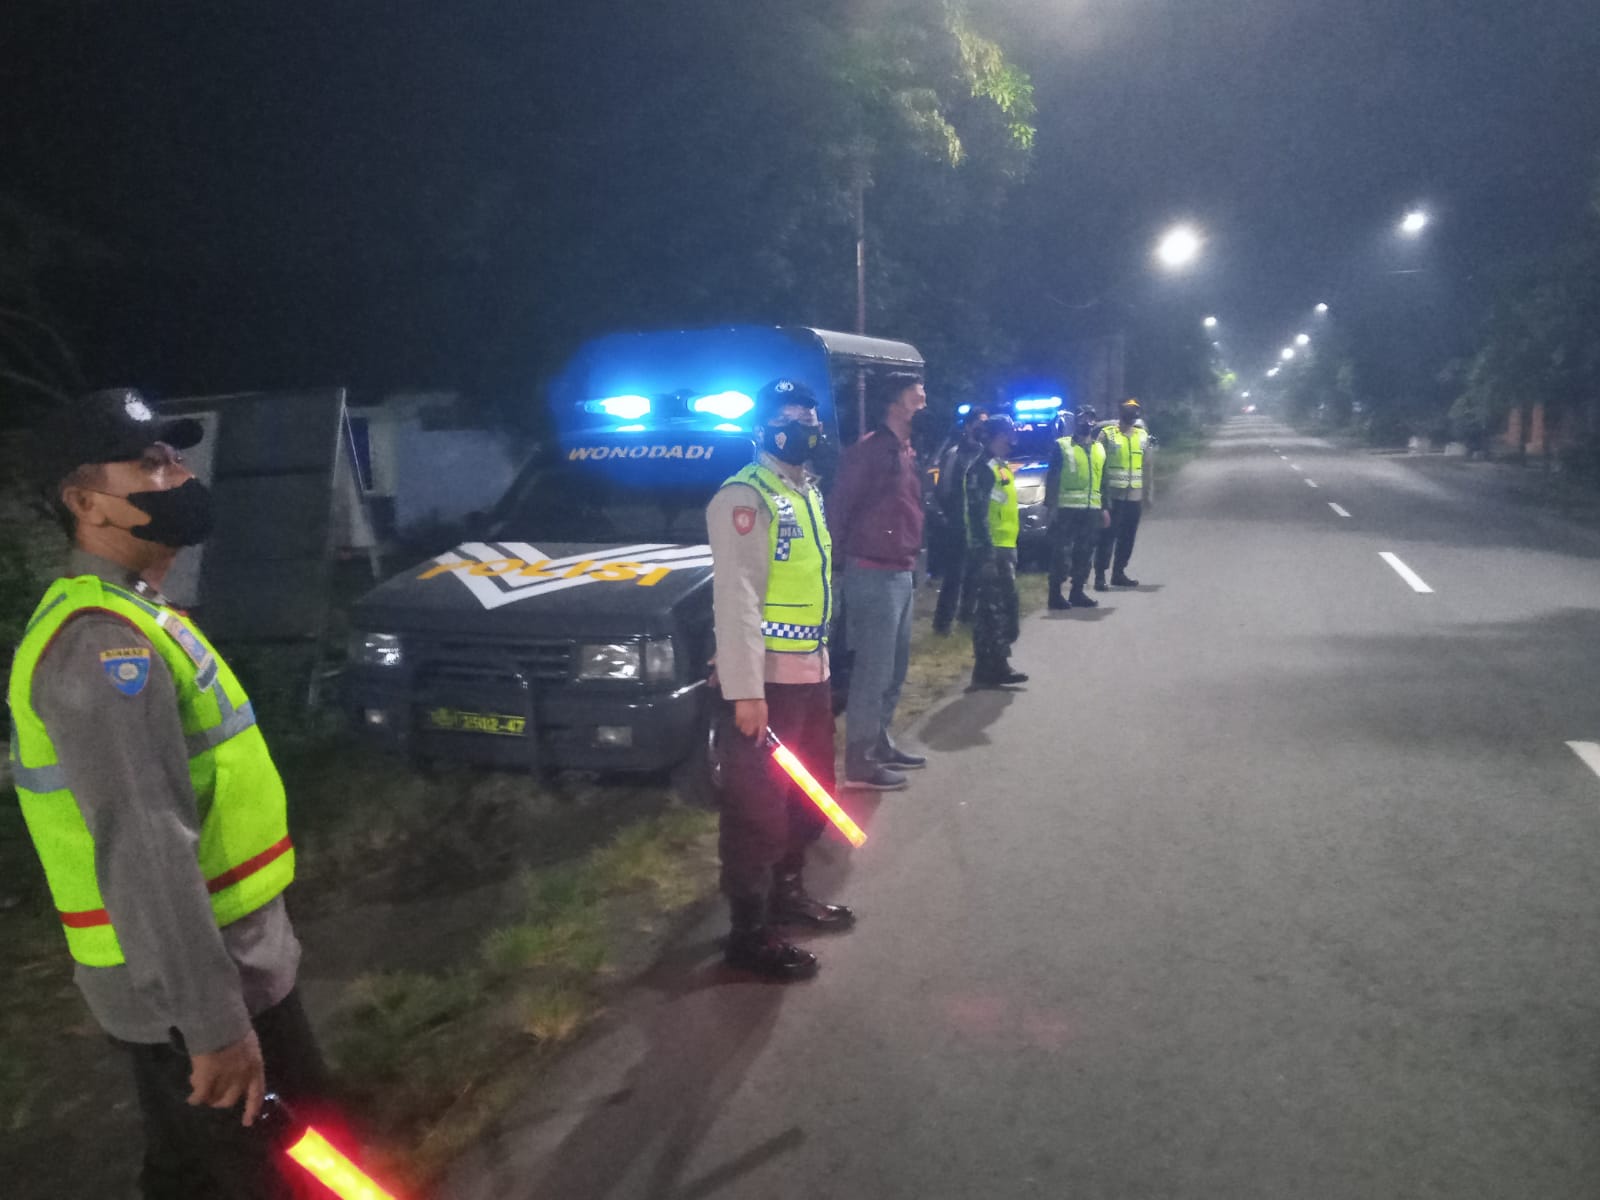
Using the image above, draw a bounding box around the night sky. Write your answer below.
[3,0,1597,406]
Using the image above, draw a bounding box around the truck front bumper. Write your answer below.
[347,672,709,772]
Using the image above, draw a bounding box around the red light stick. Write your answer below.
[262,1095,399,1200]
[764,729,868,847]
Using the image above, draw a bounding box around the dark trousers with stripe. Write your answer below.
[717,682,832,910]
[1096,497,1143,576]
[119,989,333,1200]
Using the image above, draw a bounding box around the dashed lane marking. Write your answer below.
[1379,552,1434,594]
[1567,742,1600,780]
[1329,502,1351,518]
[1289,464,1303,472]
[1305,479,1319,488]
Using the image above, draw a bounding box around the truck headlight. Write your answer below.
[351,632,404,669]
[644,638,676,682]
[576,642,642,680]
[1015,478,1046,507]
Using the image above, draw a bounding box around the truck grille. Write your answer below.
[414,636,573,685]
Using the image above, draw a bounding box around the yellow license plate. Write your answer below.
[426,708,528,736]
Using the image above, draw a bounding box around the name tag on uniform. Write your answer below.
[777,520,804,541]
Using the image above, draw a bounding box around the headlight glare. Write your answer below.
[644,638,676,681]
[576,642,642,681]
[351,632,404,669]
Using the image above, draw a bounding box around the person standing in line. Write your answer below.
[706,378,856,981]
[931,404,989,635]
[1095,397,1152,590]
[965,415,1029,689]
[829,371,929,791]
[1045,405,1110,609]
[9,389,329,1199]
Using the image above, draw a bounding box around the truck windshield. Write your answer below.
[490,462,714,545]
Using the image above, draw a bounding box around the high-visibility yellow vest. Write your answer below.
[1099,425,1147,493]
[8,575,293,967]
[1054,438,1106,508]
[988,461,1019,549]
[722,462,832,653]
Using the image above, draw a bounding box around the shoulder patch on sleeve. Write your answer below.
[732,506,757,536]
[100,648,152,696]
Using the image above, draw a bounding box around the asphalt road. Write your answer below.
[446,417,1600,1200]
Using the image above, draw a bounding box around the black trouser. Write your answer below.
[119,989,331,1200]
[717,682,833,909]
[1096,497,1143,576]
[1048,508,1099,595]
[932,518,970,631]
[971,547,1019,673]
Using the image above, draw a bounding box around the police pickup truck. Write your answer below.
[345,325,924,795]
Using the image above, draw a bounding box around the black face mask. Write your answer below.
[765,420,822,466]
[114,479,216,547]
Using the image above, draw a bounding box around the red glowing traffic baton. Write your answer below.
[764,729,868,848]
[262,1094,399,1200]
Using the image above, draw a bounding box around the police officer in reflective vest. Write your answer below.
[1095,397,1151,590]
[965,415,1029,689]
[706,379,854,981]
[9,390,326,1198]
[1044,406,1111,610]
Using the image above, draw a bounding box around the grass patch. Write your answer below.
[512,982,596,1044]
[482,909,608,976]
[323,804,718,1189]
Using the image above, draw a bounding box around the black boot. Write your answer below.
[1048,588,1072,611]
[1094,570,1109,592]
[971,660,1028,689]
[1111,572,1139,587]
[724,896,818,980]
[1067,586,1098,608]
[771,870,856,930]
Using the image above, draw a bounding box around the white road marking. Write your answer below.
[1305,479,1319,488]
[1379,552,1434,594]
[1567,742,1600,780]
[1289,464,1302,472]
[1328,502,1351,518]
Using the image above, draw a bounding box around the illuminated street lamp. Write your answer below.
[1295,333,1310,346]
[1267,367,1281,378]
[1281,347,1296,361]
[1203,315,1219,329]
[1314,302,1330,314]
[1400,209,1429,236]
[1155,225,1203,270]
[1242,391,1251,399]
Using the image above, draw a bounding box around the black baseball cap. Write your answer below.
[34,388,203,492]
[755,378,819,421]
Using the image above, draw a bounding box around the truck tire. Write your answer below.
[671,708,725,809]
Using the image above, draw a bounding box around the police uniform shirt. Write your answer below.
[706,453,830,701]
[28,550,300,1052]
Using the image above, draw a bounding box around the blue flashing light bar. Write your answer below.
[584,395,653,421]
[957,404,972,415]
[714,422,744,432]
[614,423,647,432]
[691,390,755,421]
[1012,396,1064,413]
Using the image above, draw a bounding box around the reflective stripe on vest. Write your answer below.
[721,462,833,653]
[7,575,293,966]
[989,462,1020,549]
[1054,438,1105,508]
[1101,426,1147,492]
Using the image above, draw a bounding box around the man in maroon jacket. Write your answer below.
[830,372,928,790]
